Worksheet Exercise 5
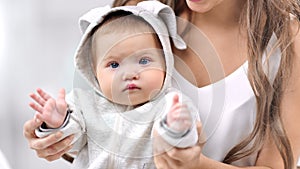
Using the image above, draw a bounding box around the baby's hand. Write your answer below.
[29,88,68,128]
[166,94,192,133]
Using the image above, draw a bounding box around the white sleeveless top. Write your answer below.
[171,34,281,166]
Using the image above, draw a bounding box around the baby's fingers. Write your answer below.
[173,108,192,121]
[170,105,189,117]
[35,99,56,123]
[57,89,66,101]
[171,94,179,105]
[36,88,52,101]
[29,102,43,113]
[56,89,67,114]
[29,93,46,107]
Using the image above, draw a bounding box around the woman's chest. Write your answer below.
[174,25,248,88]
[174,46,247,88]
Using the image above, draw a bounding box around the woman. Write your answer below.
[24,0,300,168]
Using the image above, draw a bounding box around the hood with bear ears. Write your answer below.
[74,1,186,98]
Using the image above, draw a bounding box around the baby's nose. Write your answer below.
[122,70,140,80]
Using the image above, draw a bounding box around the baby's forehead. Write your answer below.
[91,15,159,49]
[91,29,162,57]
[94,30,158,44]
[96,13,156,34]
[97,33,164,59]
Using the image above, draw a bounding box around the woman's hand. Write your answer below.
[23,117,74,161]
[153,121,205,169]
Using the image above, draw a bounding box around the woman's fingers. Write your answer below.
[33,134,74,158]
[154,152,170,169]
[154,146,202,169]
[196,121,206,144]
[154,152,184,169]
[167,145,201,162]
[23,118,74,161]
[24,118,72,151]
[23,118,43,139]
[32,132,73,150]
[41,144,73,162]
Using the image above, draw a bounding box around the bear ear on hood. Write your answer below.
[137,1,186,50]
[78,5,111,34]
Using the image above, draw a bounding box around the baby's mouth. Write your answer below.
[124,83,141,91]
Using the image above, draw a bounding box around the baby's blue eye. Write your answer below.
[139,58,150,65]
[109,62,119,68]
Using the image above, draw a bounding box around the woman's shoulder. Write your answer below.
[290,18,300,77]
[290,14,300,42]
[279,17,300,164]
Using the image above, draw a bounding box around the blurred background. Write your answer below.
[0,0,111,169]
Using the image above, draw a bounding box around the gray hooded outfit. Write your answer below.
[36,1,199,169]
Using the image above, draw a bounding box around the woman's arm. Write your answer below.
[153,122,270,169]
[256,19,300,169]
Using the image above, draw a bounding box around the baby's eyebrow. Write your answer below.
[101,55,120,62]
[100,49,161,63]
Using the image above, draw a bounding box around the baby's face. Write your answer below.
[94,33,166,106]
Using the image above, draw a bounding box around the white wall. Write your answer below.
[0,0,111,169]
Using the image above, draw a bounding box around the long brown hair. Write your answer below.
[219,1,300,168]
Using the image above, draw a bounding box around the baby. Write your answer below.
[29,1,199,168]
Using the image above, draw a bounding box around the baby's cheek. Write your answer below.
[148,88,161,100]
[98,76,113,100]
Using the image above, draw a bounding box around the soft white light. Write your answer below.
[0,4,5,60]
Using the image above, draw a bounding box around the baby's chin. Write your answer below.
[110,98,148,107]
[109,89,161,107]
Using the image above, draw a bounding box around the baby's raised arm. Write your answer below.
[155,91,200,149]
[29,88,68,129]
[166,94,192,133]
